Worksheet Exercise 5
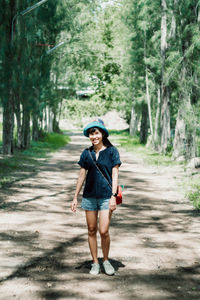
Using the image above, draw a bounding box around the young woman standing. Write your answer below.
[71,119,121,275]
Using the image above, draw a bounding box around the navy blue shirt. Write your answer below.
[78,146,121,199]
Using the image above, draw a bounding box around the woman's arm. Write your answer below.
[71,168,87,212]
[109,165,119,211]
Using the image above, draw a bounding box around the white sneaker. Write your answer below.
[103,260,115,275]
[89,263,100,275]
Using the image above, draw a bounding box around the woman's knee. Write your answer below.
[88,226,97,237]
[100,229,109,238]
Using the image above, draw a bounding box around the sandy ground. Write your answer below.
[0,133,200,300]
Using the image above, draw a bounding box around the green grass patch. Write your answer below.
[0,132,70,188]
[110,130,174,166]
[187,184,200,210]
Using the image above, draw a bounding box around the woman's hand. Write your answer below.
[109,196,117,211]
[71,198,78,212]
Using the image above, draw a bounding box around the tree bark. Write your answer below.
[140,102,148,144]
[160,0,171,153]
[129,102,139,136]
[3,92,14,155]
[172,108,186,159]
[160,87,170,153]
[32,114,39,141]
[145,70,153,138]
[154,86,161,149]
[22,106,30,149]
[2,0,16,155]
[15,94,23,148]
[48,106,53,133]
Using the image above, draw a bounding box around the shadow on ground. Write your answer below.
[0,133,200,299]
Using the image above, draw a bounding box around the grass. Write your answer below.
[187,184,200,210]
[0,132,70,188]
[110,129,176,167]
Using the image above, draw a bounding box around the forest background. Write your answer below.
[0,0,200,206]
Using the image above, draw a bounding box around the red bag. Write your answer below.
[116,185,123,205]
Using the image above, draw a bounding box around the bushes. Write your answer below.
[63,99,108,121]
[187,184,200,210]
[43,132,70,149]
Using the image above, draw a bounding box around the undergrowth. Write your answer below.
[186,184,200,210]
[110,129,175,167]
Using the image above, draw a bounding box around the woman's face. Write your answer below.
[89,128,103,146]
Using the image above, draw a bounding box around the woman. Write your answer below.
[71,119,121,275]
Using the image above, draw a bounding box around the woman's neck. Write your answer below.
[93,142,105,152]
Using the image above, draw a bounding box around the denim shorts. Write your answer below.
[81,197,110,211]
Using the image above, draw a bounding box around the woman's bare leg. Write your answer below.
[85,210,98,263]
[99,209,112,261]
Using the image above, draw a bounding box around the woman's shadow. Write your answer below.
[75,258,125,274]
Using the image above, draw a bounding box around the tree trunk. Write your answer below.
[185,132,196,160]
[32,114,39,141]
[145,70,153,138]
[129,102,139,136]
[22,106,30,149]
[140,102,148,144]
[154,86,161,149]
[160,87,170,153]
[160,0,171,153]
[48,106,53,133]
[172,108,186,159]
[2,0,16,155]
[15,95,23,149]
[3,92,14,155]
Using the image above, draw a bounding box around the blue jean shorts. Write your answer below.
[81,197,110,211]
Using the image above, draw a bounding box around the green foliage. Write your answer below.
[63,99,108,120]
[187,184,200,210]
[43,133,70,149]
[111,129,175,166]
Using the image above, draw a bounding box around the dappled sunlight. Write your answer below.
[0,133,200,299]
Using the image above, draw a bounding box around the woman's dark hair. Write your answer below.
[87,127,113,147]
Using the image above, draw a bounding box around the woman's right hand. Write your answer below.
[71,198,78,212]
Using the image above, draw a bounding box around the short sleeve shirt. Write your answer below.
[78,146,122,199]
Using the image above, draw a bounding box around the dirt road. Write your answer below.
[0,133,200,300]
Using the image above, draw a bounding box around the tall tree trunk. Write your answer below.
[22,106,30,149]
[160,0,171,153]
[154,87,161,149]
[172,107,186,159]
[2,0,16,155]
[129,102,139,136]
[185,131,196,160]
[160,87,170,152]
[48,106,53,132]
[3,92,14,154]
[144,28,154,141]
[140,102,148,144]
[145,70,153,138]
[15,94,23,148]
[32,114,39,141]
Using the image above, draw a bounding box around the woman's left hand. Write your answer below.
[109,196,117,211]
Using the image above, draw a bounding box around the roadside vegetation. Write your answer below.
[0,131,70,188]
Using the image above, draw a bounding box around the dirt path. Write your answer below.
[0,133,200,300]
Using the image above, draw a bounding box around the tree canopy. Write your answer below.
[0,0,199,160]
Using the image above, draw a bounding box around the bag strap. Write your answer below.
[88,149,112,190]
